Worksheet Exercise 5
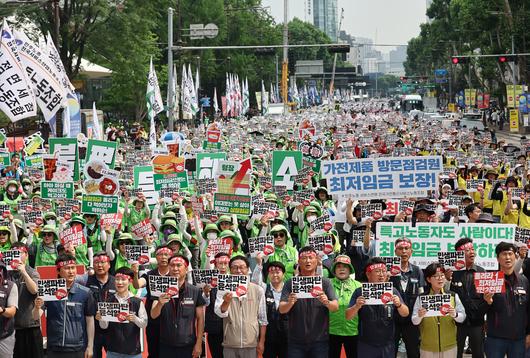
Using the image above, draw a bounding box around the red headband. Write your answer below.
[169,256,189,267]
[115,273,132,282]
[93,255,110,263]
[268,266,283,273]
[366,263,386,273]
[156,247,172,256]
[456,242,474,251]
[299,251,317,260]
[215,256,230,264]
[56,260,76,269]
[14,247,27,254]
[396,240,412,249]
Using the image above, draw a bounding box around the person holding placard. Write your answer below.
[151,254,205,358]
[346,257,408,358]
[329,255,361,358]
[96,267,147,358]
[33,254,96,358]
[279,246,338,358]
[483,242,530,358]
[449,238,487,358]
[28,225,60,267]
[215,255,267,358]
[9,243,42,358]
[267,225,298,282]
[411,263,466,357]
[390,238,425,358]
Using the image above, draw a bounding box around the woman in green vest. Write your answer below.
[0,226,14,252]
[83,213,104,253]
[106,232,135,273]
[268,225,298,281]
[411,262,466,357]
[2,180,22,212]
[166,233,192,261]
[125,196,150,230]
[329,255,362,358]
[66,216,91,268]
[30,225,60,267]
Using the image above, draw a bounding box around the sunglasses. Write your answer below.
[42,233,54,237]
[272,232,285,238]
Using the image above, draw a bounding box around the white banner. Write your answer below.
[0,21,37,122]
[14,30,66,121]
[375,222,515,269]
[321,156,443,199]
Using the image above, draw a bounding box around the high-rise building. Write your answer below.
[313,0,338,41]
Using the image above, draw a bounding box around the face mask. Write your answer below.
[307,215,317,223]
[24,185,31,191]
[7,187,16,193]
[207,232,217,240]
[47,220,56,227]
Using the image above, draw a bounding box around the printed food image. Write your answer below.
[99,178,118,195]
[84,180,99,193]
[86,162,104,179]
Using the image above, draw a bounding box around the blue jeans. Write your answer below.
[288,340,328,358]
[485,336,525,358]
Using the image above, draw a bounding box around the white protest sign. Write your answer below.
[124,245,150,265]
[38,279,68,301]
[248,236,275,257]
[291,276,323,299]
[217,274,248,297]
[361,282,394,305]
[148,276,179,298]
[97,302,129,323]
[419,294,452,317]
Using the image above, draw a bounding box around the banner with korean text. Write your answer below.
[375,222,515,270]
[321,156,442,200]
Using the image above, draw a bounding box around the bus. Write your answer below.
[400,94,424,112]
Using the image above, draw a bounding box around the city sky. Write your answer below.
[262,0,427,53]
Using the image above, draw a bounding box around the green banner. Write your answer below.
[86,139,118,168]
[49,138,79,181]
[41,181,74,199]
[81,194,119,215]
[196,152,227,179]
[25,154,43,168]
[0,152,10,167]
[202,141,222,151]
[153,172,189,190]
[133,166,158,208]
[213,193,251,215]
[272,151,303,191]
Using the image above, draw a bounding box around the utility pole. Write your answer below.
[53,0,63,137]
[329,8,344,100]
[167,7,174,131]
[281,0,288,114]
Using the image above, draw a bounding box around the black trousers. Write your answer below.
[146,320,160,358]
[207,332,224,358]
[394,322,420,358]
[14,327,44,358]
[457,324,484,358]
[329,334,358,358]
[263,329,288,358]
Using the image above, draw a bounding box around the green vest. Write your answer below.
[419,292,457,352]
[75,243,89,267]
[87,226,102,253]
[329,278,362,336]
[35,243,58,267]
[0,241,11,252]
[3,195,21,212]
[268,245,298,281]
[128,208,147,228]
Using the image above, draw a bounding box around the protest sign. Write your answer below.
[308,234,334,255]
[360,203,384,220]
[83,159,120,196]
[2,250,21,271]
[515,226,530,247]
[81,195,119,215]
[192,269,219,287]
[474,272,505,294]
[86,139,118,168]
[258,176,272,190]
[309,213,333,233]
[130,219,154,239]
[153,171,189,191]
[321,156,442,199]
[376,222,515,269]
[99,213,123,231]
[419,294,452,317]
[216,158,252,196]
[272,151,303,191]
[248,236,275,257]
[292,189,315,206]
[205,239,233,262]
[40,181,74,199]
[133,166,159,208]
[195,178,217,195]
[48,138,79,181]
[398,200,416,215]
[217,274,248,297]
[361,282,394,305]
[196,152,227,179]
[124,245,150,265]
[97,302,130,323]
[291,276,323,299]
[438,251,466,270]
[351,230,371,247]
[38,279,67,301]
[148,276,179,298]
[23,211,43,226]
[25,154,43,168]
[466,179,486,193]
[59,225,86,247]
[201,209,219,223]
[213,193,251,216]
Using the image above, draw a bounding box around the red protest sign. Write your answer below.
[131,219,154,239]
[474,271,505,294]
[99,213,123,231]
[59,226,86,247]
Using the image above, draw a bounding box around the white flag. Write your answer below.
[213,87,219,113]
[146,57,163,150]
[14,30,66,121]
[0,21,37,122]
[243,78,249,114]
[188,64,198,114]
[92,101,101,140]
[166,64,178,118]
[225,73,231,117]
[181,65,191,119]
[62,101,70,137]
[46,33,75,97]
[261,80,268,115]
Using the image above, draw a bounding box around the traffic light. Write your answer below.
[451,56,469,64]
[327,44,350,54]
[498,55,517,63]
